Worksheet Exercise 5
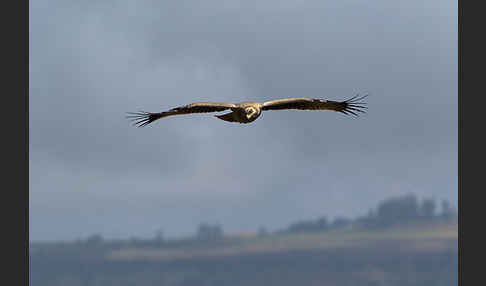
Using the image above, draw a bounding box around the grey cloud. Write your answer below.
[30,0,457,241]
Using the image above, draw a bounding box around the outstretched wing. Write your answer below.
[261,94,368,116]
[126,102,236,127]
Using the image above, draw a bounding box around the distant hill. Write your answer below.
[30,219,457,286]
[106,219,457,262]
[30,194,458,286]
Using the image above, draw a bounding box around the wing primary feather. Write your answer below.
[344,94,360,102]
[344,109,358,116]
[346,107,366,113]
[345,94,369,103]
[339,94,369,117]
[126,111,161,127]
[347,106,367,111]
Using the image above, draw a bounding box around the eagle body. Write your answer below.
[127,95,367,127]
[216,102,262,123]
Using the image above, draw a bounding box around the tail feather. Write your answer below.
[215,112,238,123]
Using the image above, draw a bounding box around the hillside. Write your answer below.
[106,220,457,262]
[30,219,458,286]
[30,194,458,286]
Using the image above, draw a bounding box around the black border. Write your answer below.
[5,0,28,284]
[459,0,483,285]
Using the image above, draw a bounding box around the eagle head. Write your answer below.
[245,107,258,119]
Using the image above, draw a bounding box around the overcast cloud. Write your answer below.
[30,0,457,241]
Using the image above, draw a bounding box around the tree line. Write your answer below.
[76,193,456,245]
[279,194,456,235]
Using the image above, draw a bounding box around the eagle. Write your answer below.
[127,94,367,127]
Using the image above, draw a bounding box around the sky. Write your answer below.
[29,0,457,241]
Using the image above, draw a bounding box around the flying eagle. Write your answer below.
[127,94,367,127]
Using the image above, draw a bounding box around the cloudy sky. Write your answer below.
[29,0,457,241]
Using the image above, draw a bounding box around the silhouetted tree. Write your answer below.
[154,228,165,243]
[355,209,380,229]
[420,198,436,218]
[316,217,329,230]
[440,200,456,220]
[197,223,223,241]
[258,226,268,237]
[85,234,103,246]
[287,220,316,233]
[331,217,351,229]
[375,194,420,227]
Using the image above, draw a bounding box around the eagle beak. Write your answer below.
[246,114,252,119]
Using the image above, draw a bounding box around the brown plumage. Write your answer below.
[126,94,368,127]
